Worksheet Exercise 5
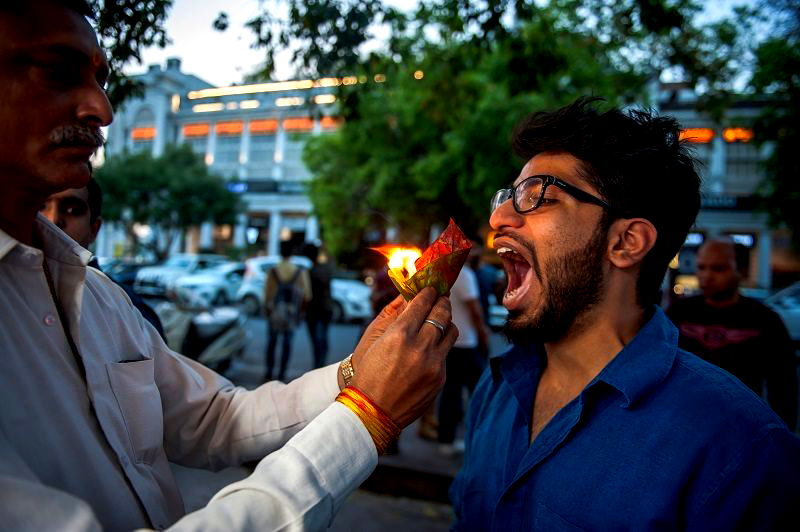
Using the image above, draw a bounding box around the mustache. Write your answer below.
[494,231,543,281]
[50,125,105,149]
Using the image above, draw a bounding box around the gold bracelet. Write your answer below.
[340,353,355,387]
[336,386,400,455]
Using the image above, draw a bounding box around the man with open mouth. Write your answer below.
[449,97,800,530]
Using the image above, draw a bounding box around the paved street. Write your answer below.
[172,313,510,529]
[224,316,366,387]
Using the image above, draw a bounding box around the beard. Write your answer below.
[503,224,607,346]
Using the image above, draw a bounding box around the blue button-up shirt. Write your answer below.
[451,307,800,530]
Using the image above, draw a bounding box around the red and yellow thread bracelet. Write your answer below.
[335,386,400,455]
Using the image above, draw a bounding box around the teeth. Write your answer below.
[506,286,521,298]
[497,247,515,255]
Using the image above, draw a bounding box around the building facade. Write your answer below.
[100,58,348,258]
[658,83,781,292]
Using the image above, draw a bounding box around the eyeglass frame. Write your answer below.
[491,174,612,214]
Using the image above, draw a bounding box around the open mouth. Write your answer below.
[496,242,534,311]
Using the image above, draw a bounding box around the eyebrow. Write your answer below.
[22,44,110,83]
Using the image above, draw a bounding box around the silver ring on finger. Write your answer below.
[423,318,446,336]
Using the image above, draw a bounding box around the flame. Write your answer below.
[371,245,422,279]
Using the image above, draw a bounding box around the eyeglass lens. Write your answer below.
[515,177,544,212]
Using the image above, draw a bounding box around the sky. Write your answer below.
[128,0,752,88]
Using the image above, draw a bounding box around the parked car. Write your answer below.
[134,253,230,297]
[173,262,246,306]
[488,293,508,331]
[95,257,157,287]
[766,282,800,345]
[236,256,372,322]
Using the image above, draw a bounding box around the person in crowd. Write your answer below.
[667,238,798,428]
[437,260,491,456]
[303,243,335,369]
[450,97,800,529]
[40,176,166,340]
[470,240,501,324]
[263,240,312,381]
[0,1,457,529]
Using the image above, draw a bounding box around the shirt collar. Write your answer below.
[490,306,678,408]
[0,214,92,266]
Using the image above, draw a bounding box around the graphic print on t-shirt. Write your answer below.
[678,323,760,350]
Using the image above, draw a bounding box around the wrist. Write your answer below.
[335,386,400,455]
[338,353,354,390]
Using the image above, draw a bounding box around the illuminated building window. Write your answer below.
[216,120,244,135]
[250,119,278,134]
[723,127,754,143]
[131,126,156,140]
[320,116,342,130]
[276,97,304,107]
[313,94,336,105]
[283,117,314,132]
[183,123,210,137]
[192,103,225,113]
[679,128,714,143]
[240,100,260,109]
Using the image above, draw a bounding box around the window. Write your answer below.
[725,142,762,195]
[283,133,311,181]
[215,135,241,165]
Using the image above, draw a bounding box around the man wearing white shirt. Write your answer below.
[437,263,491,454]
[0,1,457,530]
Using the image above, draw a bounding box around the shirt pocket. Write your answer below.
[106,358,164,465]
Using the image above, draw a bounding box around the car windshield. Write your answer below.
[164,257,192,268]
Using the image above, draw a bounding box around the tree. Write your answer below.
[94,144,241,260]
[89,0,173,108]
[749,0,800,249]
[222,0,758,258]
[301,0,746,257]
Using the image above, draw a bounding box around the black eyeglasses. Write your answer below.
[490,174,611,214]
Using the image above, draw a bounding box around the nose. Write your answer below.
[489,198,524,232]
[76,83,113,128]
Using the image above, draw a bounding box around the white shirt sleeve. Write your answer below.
[0,402,376,532]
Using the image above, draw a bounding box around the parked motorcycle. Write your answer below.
[155,288,249,374]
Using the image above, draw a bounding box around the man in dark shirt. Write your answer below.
[450,97,800,530]
[668,238,797,427]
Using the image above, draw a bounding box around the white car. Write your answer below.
[766,282,800,344]
[236,256,372,322]
[173,262,246,306]
[134,254,230,297]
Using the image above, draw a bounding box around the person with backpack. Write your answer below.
[264,241,312,381]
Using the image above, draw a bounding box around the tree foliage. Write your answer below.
[750,0,800,249]
[88,0,173,107]
[232,0,773,258]
[95,145,241,259]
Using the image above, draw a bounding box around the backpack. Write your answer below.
[268,267,303,331]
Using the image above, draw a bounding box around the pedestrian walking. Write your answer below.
[264,240,311,381]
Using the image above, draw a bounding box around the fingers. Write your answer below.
[377,295,406,319]
[399,286,438,328]
[442,323,459,351]
[416,295,453,345]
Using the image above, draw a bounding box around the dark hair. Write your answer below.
[512,96,701,306]
[0,0,95,18]
[279,240,294,259]
[86,177,102,223]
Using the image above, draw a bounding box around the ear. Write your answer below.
[90,216,102,243]
[606,218,657,270]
